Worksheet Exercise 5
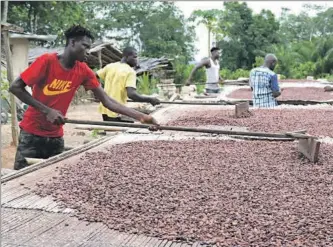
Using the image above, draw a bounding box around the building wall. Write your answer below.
[10,38,32,94]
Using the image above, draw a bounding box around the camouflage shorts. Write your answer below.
[14,129,64,170]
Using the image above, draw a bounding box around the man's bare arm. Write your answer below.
[126,87,160,106]
[10,78,49,114]
[186,58,210,85]
[9,77,65,124]
[91,86,157,124]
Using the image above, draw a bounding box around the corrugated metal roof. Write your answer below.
[9,32,57,42]
[136,57,173,75]
[28,42,173,74]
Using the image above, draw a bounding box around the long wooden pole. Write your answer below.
[127,99,333,106]
[2,0,19,146]
[64,119,313,140]
[127,99,237,105]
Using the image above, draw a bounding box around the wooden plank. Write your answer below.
[146,237,163,247]
[157,240,169,247]
[24,212,106,246]
[75,125,128,132]
[170,242,183,247]
[163,241,174,247]
[9,215,66,245]
[24,195,62,212]
[138,236,155,246]
[98,50,103,69]
[3,29,19,146]
[3,193,37,209]
[76,224,109,246]
[78,225,117,246]
[285,132,311,139]
[25,219,83,246]
[64,222,107,247]
[79,224,109,242]
[235,102,250,118]
[2,210,43,235]
[1,210,41,233]
[17,194,52,209]
[1,185,30,202]
[1,22,24,33]
[124,234,148,246]
[191,242,201,247]
[24,195,59,212]
[298,138,321,163]
[111,231,133,246]
[1,190,32,205]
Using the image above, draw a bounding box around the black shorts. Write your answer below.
[14,129,64,170]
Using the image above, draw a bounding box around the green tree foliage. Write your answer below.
[7,1,90,46]
[5,1,333,80]
[189,9,223,55]
[215,2,280,70]
[7,1,195,61]
[138,2,195,60]
[173,56,205,86]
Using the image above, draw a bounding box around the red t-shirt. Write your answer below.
[20,53,100,137]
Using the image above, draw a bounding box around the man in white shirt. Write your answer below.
[186,47,222,94]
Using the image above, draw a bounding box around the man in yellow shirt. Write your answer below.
[96,47,160,122]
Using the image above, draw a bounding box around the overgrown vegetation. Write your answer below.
[136,73,159,95]
[173,56,205,86]
[1,69,9,99]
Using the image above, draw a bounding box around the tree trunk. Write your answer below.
[2,0,19,146]
[34,9,38,33]
[1,0,8,22]
[208,27,211,57]
[98,50,102,69]
[29,4,33,33]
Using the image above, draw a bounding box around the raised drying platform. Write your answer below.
[2,133,231,247]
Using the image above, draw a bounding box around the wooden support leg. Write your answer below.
[235,102,251,118]
[169,93,180,102]
[298,138,321,163]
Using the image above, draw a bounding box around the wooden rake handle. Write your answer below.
[65,119,315,140]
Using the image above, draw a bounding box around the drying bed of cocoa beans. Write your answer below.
[227,87,333,101]
[167,108,333,138]
[35,140,333,246]
[279,79,319,83]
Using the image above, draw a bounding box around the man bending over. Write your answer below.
[96,47,160,122]
[9,25,158,170]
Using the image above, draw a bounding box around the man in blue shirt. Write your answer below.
[249,54,281,108]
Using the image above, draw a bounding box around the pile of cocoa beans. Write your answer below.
[35,140,333,246]
[167,108,333,138]
[227,87,333,101]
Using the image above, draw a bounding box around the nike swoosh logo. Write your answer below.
[43,86,71,96]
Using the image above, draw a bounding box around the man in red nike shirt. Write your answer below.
[9,25,158,170]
